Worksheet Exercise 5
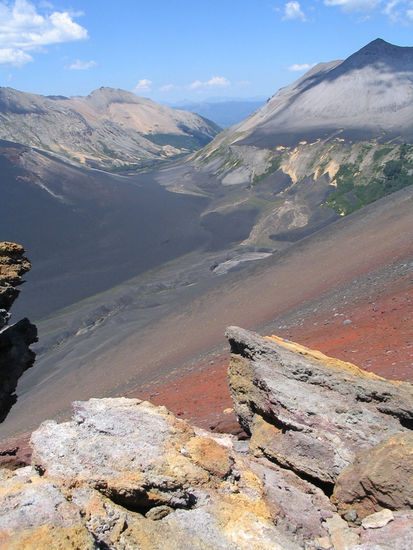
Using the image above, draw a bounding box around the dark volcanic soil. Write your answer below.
[1,185,412,442]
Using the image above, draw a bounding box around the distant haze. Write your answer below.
[170,99,266,128]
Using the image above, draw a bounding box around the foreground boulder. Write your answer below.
[0,242,37,422]
[0,329,412,548]
[29,398,306,549]
[226,326,412,487]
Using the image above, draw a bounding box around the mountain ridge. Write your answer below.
[0,86,220,170]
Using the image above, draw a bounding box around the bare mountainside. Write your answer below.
[201,38,413,150]
[0,86,220,169]
[189,39,413,234]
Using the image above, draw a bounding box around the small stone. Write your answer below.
[343,509,358,523]
[362,508,394,529]
[343,319,352,325]
[145,505,172,521]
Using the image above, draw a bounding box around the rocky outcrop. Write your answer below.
[0,242,37,422]
[332,432,413,519]
[226,326,412,486]
[0,328,412,548]
[0,242,31,328]
[27,397,317,549]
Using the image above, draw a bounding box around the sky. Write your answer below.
[1,0,413,104]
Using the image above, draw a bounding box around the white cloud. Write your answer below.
[159,83,174,91]
[324,0,381,11]
[0,48,32,66]
[288,63,315,71]
[324,0,413,22]
[383,0,406,21]
[135,78,152,91]
[0,0,88,66]
[68,59,97,70]
[282,1,307,21]
[383,0,402,13]
[189,75,230,89]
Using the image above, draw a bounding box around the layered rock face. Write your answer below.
[0,328,412,549]
[226,327,412,486]
[0,242,37,421]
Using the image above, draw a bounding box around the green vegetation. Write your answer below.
[251,155,282,186]
[356,143,373,165]
[325,145,413,215]
[373,147,393,162]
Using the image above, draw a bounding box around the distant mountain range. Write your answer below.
[0,87,220,170]
[170,99,265,128]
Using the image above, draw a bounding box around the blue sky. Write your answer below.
[1,0,413,103]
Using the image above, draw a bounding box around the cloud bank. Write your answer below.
[0,0,88,66]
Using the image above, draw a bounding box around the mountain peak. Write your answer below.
[360,38,394,53]
[356,38,410,56]
[342,38,413,70]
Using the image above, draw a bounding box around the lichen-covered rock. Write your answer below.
[31,398,208,510]
[0,467,94,549]
[332,432,413,519]
[246,456,335,541]
[226,326,413,485]
[0,242,37,422]
[2,330,412,549]
[29,397,304,549]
